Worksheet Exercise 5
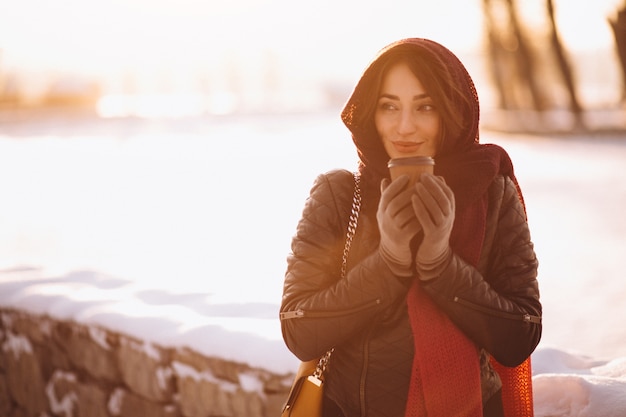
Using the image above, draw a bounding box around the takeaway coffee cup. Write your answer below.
[387,156,435,186]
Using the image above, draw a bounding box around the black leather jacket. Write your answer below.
[280,169,541,417]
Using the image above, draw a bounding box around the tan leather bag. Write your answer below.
[281,359,324,417]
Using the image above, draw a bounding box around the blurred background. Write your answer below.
[1,0,625,283]
[1,0,626,359]
[0,0,624,121]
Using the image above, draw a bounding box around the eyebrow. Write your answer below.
[378,93,430,101]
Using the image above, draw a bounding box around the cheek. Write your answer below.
[374,114,392,138]
[427,116,441,138]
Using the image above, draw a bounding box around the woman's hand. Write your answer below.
[411,173,455,268]
[377,175,421,276]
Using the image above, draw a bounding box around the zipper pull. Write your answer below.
[523,313,542,324]
[280,309,305,320]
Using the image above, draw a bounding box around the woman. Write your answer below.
[280,38,541,417]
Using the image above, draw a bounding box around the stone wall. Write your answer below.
[0,308,293,417]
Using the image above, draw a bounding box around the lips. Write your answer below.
[392,141,423,153]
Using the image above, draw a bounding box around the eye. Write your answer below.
[377,100,398,112]
[416,103,436,112]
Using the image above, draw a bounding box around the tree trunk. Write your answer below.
[482,0,512,109]
[609,3,626,103]
[505,0,547,111]
[546,0,585,129]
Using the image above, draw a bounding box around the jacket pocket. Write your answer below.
[453,296,541,324]
[280,298,382,320]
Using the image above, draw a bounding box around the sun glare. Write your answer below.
[0,0,621,116]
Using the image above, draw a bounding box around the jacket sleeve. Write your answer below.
[280,170,409,361]
[420,176,542,367]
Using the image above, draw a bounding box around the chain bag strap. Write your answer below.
[313,171,362,379]
[281,171,362,417]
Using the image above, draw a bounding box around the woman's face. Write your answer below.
[374,62,441,159]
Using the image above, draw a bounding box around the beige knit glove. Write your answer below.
[377,176,421,276]
[411,173,455,275]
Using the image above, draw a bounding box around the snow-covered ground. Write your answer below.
[1,111,625,416]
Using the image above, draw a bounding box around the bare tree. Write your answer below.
[609,1,626,104]
[504,0,547,111]
[482,0,549,112]
[482,0,585,131]
[546,0,584,129]
[482,0,511,109]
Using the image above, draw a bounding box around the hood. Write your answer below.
[341,38,480,183]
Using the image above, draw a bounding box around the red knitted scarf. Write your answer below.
[405,144,531,417]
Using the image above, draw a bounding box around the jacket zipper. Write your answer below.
[279,298,382,320]
[359,324,376,417]
[453,296,542,324]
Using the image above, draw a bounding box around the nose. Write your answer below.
[397,109,417,135]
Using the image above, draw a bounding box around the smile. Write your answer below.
[392,141,423,153]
